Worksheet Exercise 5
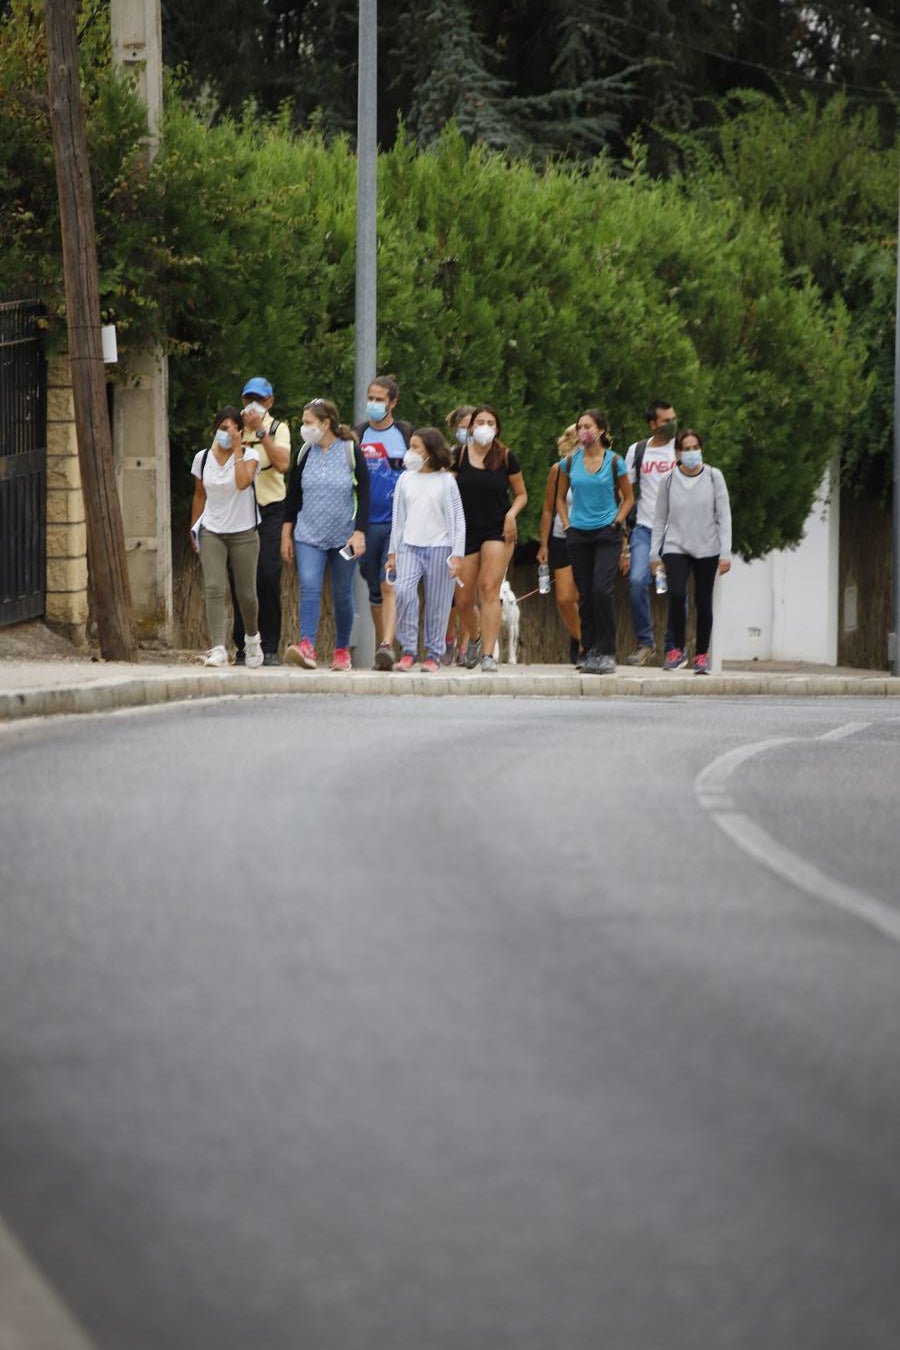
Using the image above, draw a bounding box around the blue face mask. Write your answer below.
[366,400,387,422]
[215,428,232,449]
[456,426,470,445]
[680,449,702,470]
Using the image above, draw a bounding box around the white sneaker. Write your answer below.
[245,633,264,669]
[201,645,228,667]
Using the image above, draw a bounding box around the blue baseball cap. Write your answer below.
[242,376,273,398]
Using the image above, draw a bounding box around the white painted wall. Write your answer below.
[714,462,839,667]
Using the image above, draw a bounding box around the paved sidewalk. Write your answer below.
[1,649,898,721]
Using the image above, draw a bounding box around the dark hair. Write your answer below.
[369,373,399,404]
[445,404,475,432]
[579,408,614,449]
[304,397,358,444]
[412,427,453,471]
[675,428,704,453]
[644,399,674,424]
[213,405,243,433]
[468,404,509,472]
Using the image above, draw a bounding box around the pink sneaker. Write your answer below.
[420,657,440,673]
[693,652,710,675]
[393,653,416,672]
[663,647,688,671]
[286,639,317,669]
[331,647,352,671]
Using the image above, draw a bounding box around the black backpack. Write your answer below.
[625,438,649,530]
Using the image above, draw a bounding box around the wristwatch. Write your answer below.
[255,427,268,441]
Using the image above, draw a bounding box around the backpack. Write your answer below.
[625,438,649,530]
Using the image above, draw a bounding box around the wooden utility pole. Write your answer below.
[45,0,136,660]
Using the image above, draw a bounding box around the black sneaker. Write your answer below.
[463,637,482,669]
[580,650,604,674]
[262,652,280,666]
[233,650,246,666]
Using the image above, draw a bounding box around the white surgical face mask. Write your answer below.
[403,450,424,473]
[244,401,265,418]
[680,449,703,469]
[302,423,324,444]
[215,428,232,449]
[472,424,495,447]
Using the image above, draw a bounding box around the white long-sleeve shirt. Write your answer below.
[389,470,466,556]
[651,464,732,562]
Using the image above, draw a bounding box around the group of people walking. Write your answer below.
[190,378,731,675]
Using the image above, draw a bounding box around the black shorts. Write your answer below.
[464,529,505,556]
[548,534,570,572]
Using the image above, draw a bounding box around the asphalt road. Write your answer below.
[1,696,899,1350]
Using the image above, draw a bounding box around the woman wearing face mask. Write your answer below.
[190,406,264,668]
[556,409,633,675]
[280,397,370,671]
[454,405,528,673]
[441,405,475,662]
[386,428,466,672]
[650,428,732,675]
[536,423,583,665]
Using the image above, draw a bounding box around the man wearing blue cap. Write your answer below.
[230,376,291,664]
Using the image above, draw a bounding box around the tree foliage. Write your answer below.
[671,91,899,500]
[161,0,900,161]
[0,1,890,551]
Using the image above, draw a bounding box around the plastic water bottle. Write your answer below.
[655,565,668,596]
[538,563,551,595]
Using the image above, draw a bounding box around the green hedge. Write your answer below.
[0,2,877,555]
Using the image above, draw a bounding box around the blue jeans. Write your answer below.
[628,524,655,648]
[295,542,356,649]
[629,522,679,650]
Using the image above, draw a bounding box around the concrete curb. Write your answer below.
[2,666,900,722]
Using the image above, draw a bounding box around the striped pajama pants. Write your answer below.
[395,544,457,660]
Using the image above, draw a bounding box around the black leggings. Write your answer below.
[567,525,621,656]
[664,553,719,655]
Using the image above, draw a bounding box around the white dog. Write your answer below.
[493,578,520,665]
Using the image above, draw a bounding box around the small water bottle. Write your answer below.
[538,563,551,595]
[655,565,668,596]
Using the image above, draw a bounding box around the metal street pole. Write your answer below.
[351,0,377,667]
[892,174,900,673]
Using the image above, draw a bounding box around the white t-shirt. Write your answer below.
[626,438,676,530]
[402,471,452,546]
[191,446,260,534]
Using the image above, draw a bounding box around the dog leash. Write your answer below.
[513,580,554,603]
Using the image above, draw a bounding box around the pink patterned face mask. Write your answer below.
[577,428,597,446]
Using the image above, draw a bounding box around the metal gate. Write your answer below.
[0,298,47,626]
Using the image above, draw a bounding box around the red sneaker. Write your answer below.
[286,639,317,669]
[331,647,352,671]
[393,653,416,672]
[663,648,688,671]
[420,657,440,673]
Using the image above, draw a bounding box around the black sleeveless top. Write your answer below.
[456,444,521,543]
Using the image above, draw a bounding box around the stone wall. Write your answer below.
[44,356,88,645]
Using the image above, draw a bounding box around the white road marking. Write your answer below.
[817,722,871,742]
[0,1216,98,1349]
[695,724,900,946]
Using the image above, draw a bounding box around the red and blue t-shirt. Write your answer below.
[358,421,412,525]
